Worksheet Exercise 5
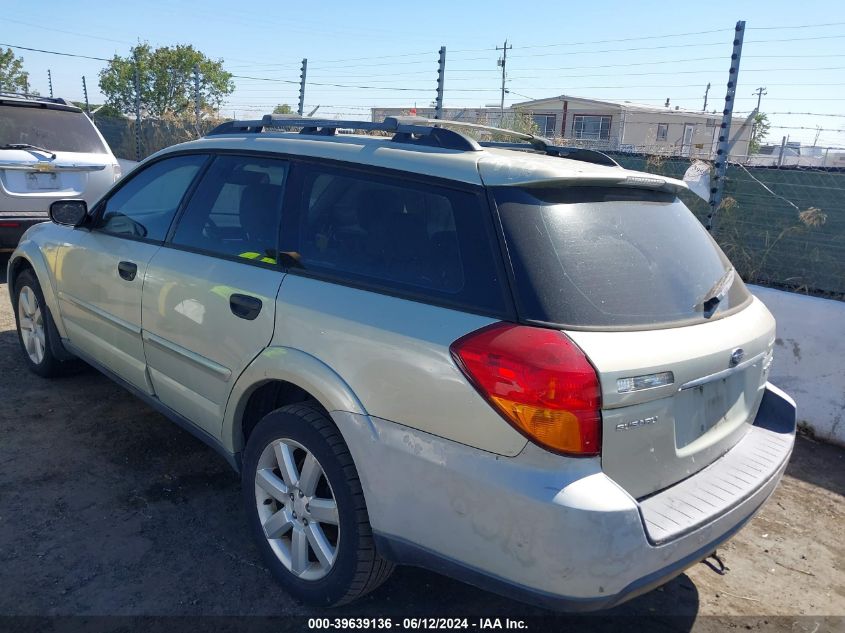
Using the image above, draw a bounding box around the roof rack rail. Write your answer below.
[208,115,482,151]
[206,115,620,167]
[0,92,74,107]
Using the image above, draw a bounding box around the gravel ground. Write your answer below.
[0,257,842,631]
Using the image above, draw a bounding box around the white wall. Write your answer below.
[750,285,845,446]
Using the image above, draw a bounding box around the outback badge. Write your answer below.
[615,416,658,432]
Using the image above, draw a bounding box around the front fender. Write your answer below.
[222,346,367,454]
[8,235,66,338]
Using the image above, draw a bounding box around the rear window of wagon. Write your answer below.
[494,186,751,329]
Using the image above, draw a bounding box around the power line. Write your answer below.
[747,20,845,30]
[508,34,845,60]
[743,111,845,118]
[0,42,110,61]
[505,21,845,52]
[243,21,845,63]
[510,28,729,51]
[0,17,132,45]
[231,74,499,92]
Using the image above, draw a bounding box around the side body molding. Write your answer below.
[221,346,368,454]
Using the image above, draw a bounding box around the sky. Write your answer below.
[3,0,845,148]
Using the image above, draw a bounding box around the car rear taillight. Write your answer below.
[450,322,601,456]
[0,221,20,228]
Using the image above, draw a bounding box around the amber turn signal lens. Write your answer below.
[451,322,601,456]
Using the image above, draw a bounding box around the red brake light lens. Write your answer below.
[450,322,602,456]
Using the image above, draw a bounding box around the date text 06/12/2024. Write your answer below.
[307,618,529,630]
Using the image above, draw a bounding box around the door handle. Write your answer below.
[118,261,138,281]
[229,293,262,320]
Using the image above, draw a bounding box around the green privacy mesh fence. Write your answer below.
[609,153,845,298]
[93,116,217,162]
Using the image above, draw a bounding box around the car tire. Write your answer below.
[242,403,394,606]
[13,269,72,378]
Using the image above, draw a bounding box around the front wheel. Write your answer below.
[242,403,393,606]
[14,270,67,377]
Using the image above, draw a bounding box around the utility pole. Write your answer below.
[47,69,53,98]
[82,76,90,115]
[753,86,767,112]
[434,46,446,120]
[702,82,711,111]
[298,58,307,116]
[707,20,745,233]
[193,63,201,133]
[496,39,511,125]
[777,135,787,167]
[133,52,142,161]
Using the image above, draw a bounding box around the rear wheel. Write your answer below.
[14,270,66,377]
[242,403,393,606]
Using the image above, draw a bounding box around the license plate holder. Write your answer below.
[26,172,60,190]
[675,379,731,448]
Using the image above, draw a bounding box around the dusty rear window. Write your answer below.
[494,186,751,328]
[0,104,107,154]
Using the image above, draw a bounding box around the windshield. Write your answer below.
[494,186,751,328]
[0,105,107,154]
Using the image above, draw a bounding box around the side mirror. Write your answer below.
[49,200,88,227]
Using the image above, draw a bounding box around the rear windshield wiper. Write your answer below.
[695,267,736,314]
[0,143,57,159]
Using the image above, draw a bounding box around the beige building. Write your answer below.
[371,96,753,160]
[371,106,504,125]
[511,95,754,160]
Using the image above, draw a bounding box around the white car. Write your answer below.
[7,115,796,610]
[0,94,120,253]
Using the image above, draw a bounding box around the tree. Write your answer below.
[99,43,234,118]
[273,103,293,114]
[749,112,771,155]
[0,47,30,93]
[505,108,541,136]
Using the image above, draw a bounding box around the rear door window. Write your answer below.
[282,164,509,316]
[494,186,751,328]
[170,155,288,265]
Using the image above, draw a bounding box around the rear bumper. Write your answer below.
[0,213,48,252]
[334,383,796,612]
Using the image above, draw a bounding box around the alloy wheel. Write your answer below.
[18,286,46,365]
[254,438,340,580]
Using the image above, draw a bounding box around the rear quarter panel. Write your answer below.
[271,274,528,456]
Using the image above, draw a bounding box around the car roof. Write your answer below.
[159,131,688,193]
[0,94,82,113]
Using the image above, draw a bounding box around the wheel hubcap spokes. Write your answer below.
[255,438,340,580]
[18,286,45,364]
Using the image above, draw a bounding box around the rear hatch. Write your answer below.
[0,101,115,211]
[492,184,775,499]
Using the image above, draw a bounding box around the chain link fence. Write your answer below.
[609,153,845,298]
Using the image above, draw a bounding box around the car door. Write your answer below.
[56,154,208,393]
[140,154,287,437]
